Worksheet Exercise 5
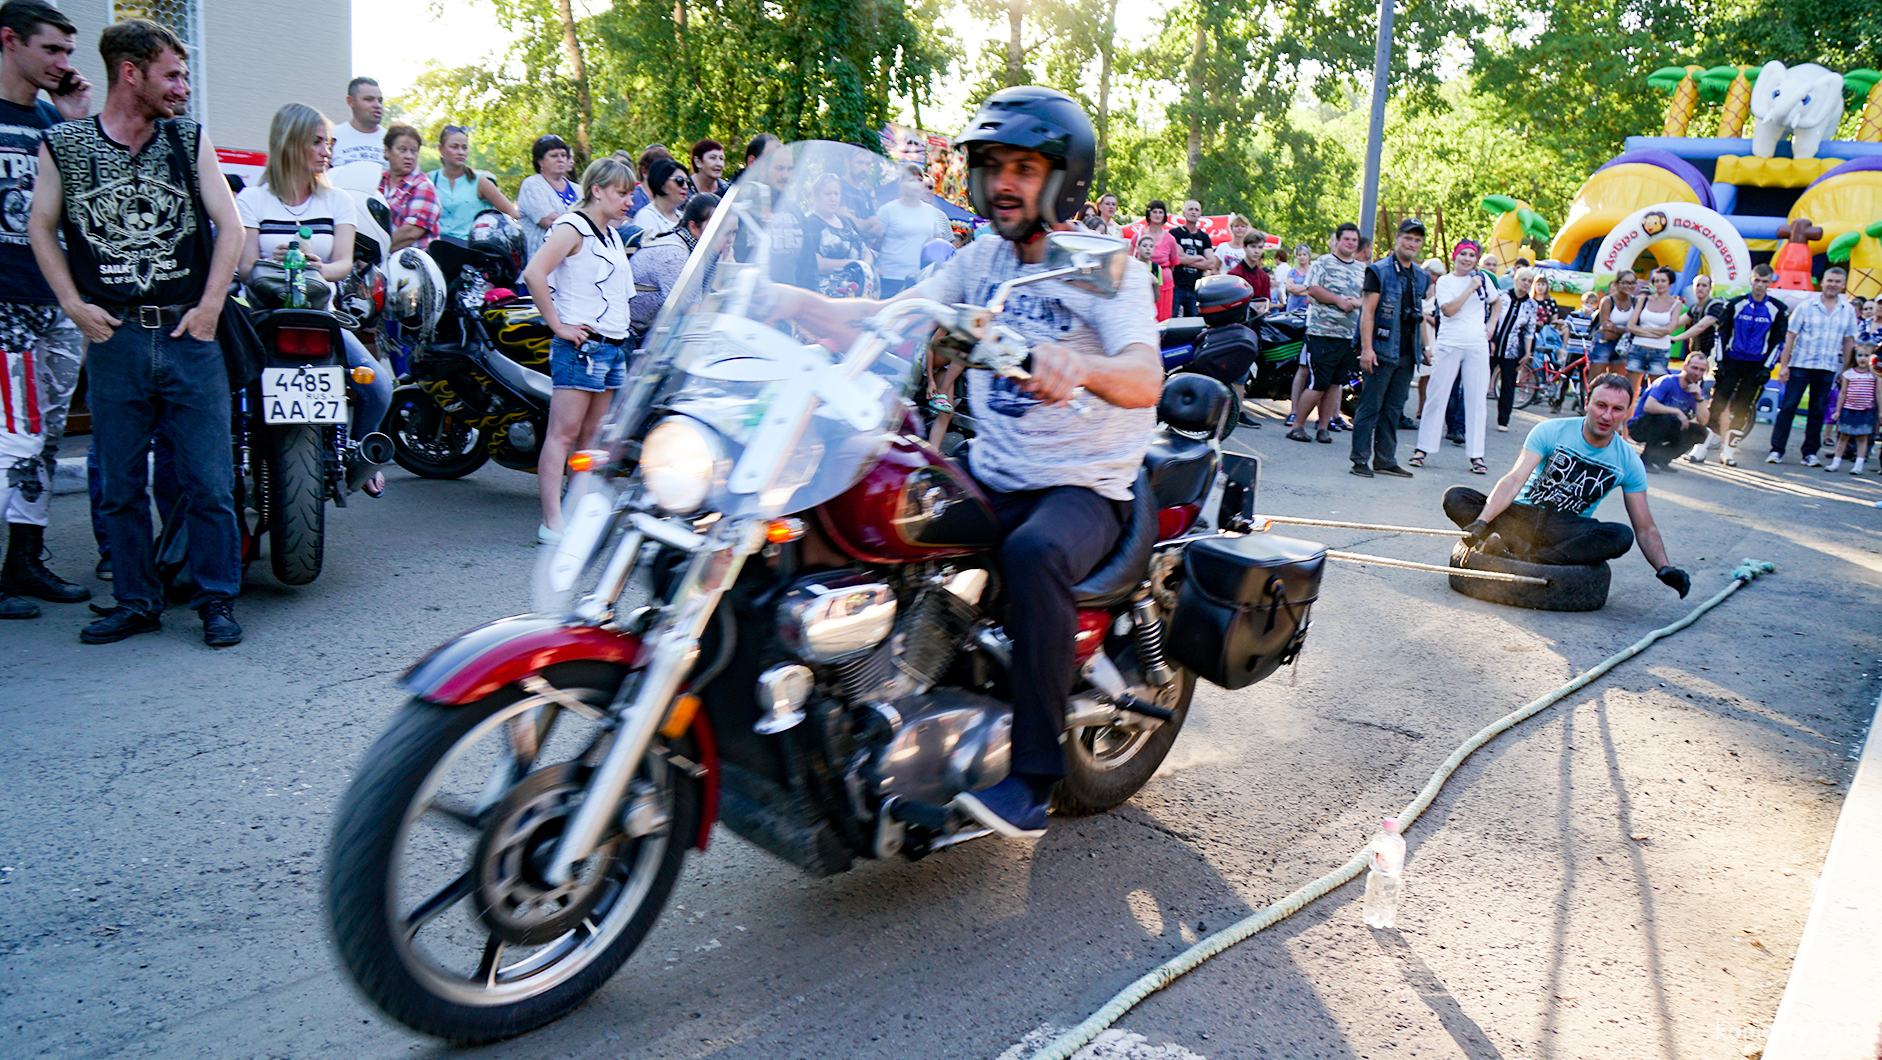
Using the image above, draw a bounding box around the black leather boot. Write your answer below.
[2,522,91,604]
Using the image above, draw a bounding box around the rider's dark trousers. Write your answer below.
[985,484,1126,780]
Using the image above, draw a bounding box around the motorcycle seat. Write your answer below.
[482,345,553,403]
[1144,429,1217,509]
[1071,468,1156,608]
[1159,318,1205,350]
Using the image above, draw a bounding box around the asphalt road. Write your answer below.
[3,396,1877,1060]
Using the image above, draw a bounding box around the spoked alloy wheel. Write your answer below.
[1053,666,1194,816]
[326,662,697,1043]
[389,386,490,479]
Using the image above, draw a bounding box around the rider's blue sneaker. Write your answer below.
[953,775,1048,839]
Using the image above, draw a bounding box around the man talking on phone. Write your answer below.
[0,0,92,621]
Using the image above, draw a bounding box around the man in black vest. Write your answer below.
[1351,218,1430,477]
[29,18,246,646]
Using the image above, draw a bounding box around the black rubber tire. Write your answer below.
[389,386,490,479]
[1053,667,1194,816]
[1447,541,1609,611]
[325,664,698,1044]
[1514,364,1542,408]
[267,425,325,586]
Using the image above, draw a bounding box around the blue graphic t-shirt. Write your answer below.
[1515,417,1648,517]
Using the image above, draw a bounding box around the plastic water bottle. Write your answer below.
[1361,817,1406,928]
[282,225,313,308]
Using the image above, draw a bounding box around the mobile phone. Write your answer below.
[52,70,81,96]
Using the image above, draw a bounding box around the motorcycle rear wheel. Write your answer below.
[326,662,697,1043]
[1052,667,1194,816]
[389,386,491,479]
[268,424,325,585]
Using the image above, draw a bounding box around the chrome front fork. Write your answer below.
[542,517,758,885]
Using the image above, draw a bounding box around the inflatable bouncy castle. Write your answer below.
[1493,62,1882,304]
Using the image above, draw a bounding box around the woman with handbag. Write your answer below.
[236,103,394,495]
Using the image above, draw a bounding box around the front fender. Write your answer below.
[400,613,719,850]
[401,613,644,704]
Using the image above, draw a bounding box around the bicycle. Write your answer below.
[1515,349,1591,413]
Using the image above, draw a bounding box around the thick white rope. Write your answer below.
[1325,548,1550,585]
[1020,559,1779,1060]
[1257,515,1467,537]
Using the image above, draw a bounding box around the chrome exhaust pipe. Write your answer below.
[344,431,394,492]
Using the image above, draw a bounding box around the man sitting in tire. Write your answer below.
[1442,372,1691,597]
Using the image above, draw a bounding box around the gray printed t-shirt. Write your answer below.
[915,237,1157,501]
[1304,252,1365,339]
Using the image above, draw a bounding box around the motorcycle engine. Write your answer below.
[833,568,986,706]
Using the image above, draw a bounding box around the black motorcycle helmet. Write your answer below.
[955,86,1096,232]
[1197,274,1254,326]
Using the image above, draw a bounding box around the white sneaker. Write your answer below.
[1497,424,1509,432]
[1685,442,1708,463]
[1723,445,1738,467]
[1826,457,1843,472]
[1803,454,1822,467]
[1854,458,1867,474]
[1766,451,1782,464]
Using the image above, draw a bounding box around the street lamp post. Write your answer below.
[1358,0,1394,241]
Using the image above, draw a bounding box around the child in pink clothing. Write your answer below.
[1827,343,1878,473]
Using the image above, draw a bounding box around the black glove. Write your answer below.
[1657,565,1691,599]
[1461,519,1491,547]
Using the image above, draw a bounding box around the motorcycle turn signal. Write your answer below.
[566,449,609,473]
[350,365,375,385]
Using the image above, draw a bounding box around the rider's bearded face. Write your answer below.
[982,145,1051,241]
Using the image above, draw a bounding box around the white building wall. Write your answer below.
[60,0,352,156]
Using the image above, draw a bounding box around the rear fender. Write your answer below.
[400,614,718,851]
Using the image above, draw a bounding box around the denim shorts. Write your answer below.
[550,335,627,391]
[1625,345,1670,376]
[1839,405,1877,436]
[1589,339,1625,365]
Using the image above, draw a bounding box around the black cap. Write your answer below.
[1397,217,1427,236]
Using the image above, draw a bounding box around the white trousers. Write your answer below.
[1416,343,1490,459]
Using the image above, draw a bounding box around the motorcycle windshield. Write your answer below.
[609,140,927,519]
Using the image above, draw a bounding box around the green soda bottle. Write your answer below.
[283,224,313,308]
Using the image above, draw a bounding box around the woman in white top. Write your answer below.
[1095,192,1126,237]
[1413,239,1504,474]
[516,134,581,259]
[1626,265,1681,394]
[236,103,395,496]
[631,157,689,237]
[522,157,636,541]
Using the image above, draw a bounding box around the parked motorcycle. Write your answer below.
[229,207,393,586]
[384,215,555,479]
[1159,303,1307,403]
[326,141,1326,1043]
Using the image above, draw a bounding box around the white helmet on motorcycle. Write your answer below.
[385,248,445,335]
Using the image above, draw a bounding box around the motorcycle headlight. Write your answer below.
[638,417,717,514]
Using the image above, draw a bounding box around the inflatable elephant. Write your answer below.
[1750,61,1846,160]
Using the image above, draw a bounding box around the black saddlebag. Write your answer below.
[1167,533,1325,689]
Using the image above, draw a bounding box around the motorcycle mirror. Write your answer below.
[1042,231,1129,298]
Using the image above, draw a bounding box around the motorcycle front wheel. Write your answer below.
[268,424,326,585]
[1053,666,1194,816]
[389,386,490,479]
[326,662,698,1043]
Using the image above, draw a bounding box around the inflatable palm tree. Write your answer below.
[1480,195,1551,270]
[1649,65,1708,137]
[1848,70,1882,142]
[1701,65,1757,138]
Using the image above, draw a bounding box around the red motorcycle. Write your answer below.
[325,141,1327,1043]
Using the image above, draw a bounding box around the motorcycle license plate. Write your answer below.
[261,366,347,424]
